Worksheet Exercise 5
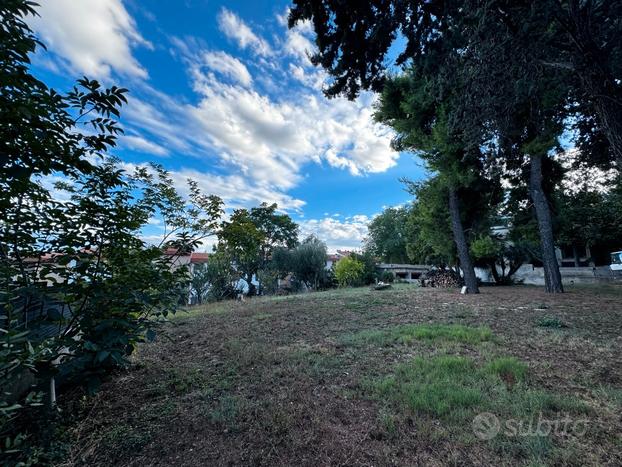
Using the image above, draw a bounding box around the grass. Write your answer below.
[65,284,622,466]
[343,323,494,346]
[365,354,589,464]
[208,395,246,431]
[536,316,567,328]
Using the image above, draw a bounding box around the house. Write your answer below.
[325,250,354,270]
[163,248,209,274]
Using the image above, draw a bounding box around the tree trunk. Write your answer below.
[489,260,501,284]
[529,153,564,293]
[572,245,580,267]
[448,188,479,294]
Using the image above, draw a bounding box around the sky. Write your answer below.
[27,0,427,252]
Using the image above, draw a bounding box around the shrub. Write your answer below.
[0,4,224,461]
[380,271,395,283]
[334,256,365,287]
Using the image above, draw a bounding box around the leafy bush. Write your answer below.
[0,3,223,462]
[334,256,365,287]
[352,251,378,285]
[379,271,395,283]
[203,250,237,302]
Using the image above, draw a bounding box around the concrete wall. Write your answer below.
[500,264,619,286]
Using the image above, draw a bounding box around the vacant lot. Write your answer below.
[61,284,622,466]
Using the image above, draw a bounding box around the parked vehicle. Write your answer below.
[610,251,622,271]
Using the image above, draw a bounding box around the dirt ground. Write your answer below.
[58,284,622,466]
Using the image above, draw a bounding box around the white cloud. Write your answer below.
[217,8,272,57]
[30,0,151,79]
[283,28,315,65]
[182,60,397,187]
[299,216,370,252]
[120,134,169,156]
[201,51,253,87]
[119,161,305,211]
[30,3,399,218]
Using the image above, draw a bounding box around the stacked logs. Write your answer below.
[419,269,464,288]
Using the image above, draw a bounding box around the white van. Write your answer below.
[611,251,622,271]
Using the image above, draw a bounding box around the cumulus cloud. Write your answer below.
[201,51,253,87]
[299,216,370,252]
[217,8,272,57]
[30,4,399,216]
[30,0,151,79]
[119,161,305,211]
[178,50,397,187]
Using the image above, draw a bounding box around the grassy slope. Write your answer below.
[61,284,622,466]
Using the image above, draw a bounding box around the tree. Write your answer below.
[218,203,299,293]
[248,203,300,264]
[203,249,237,302]
[365,207,409,263]
[289,0,622,293]
[470,235,529,285]
[555,178,622,265]
[403,178,456,267]
[334,256,364,287]
[291,3,502,293]
[289,235,328,289]
[376,70,506,293]
[218,209,265,290]
[480,1,622,170]
[0,2,223,461]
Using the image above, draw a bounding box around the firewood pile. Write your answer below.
[419,269,464,288]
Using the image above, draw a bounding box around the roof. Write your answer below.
[190,252,209,264]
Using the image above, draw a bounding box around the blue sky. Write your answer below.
[28,0,427,251]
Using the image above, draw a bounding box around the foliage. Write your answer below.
[203,249,236,302]
[555,180,622,264]
[256,268,280,295]
[190,264,210,304]
[402,178,455,266]
[536,317,567,329]
[470,235,529,285]
[334,256,365,287]
[365,207,409,263]
[217,203,299,293]
[352,251,377,285]
[379,271,394,283]
[0,3,223,462]
[288,236,328,290]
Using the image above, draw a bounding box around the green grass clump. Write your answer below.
[366,354,587,422]
[369,356,484,417]
[485,357,528,381]
[536,316,566,328]
[343,324,493,346]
